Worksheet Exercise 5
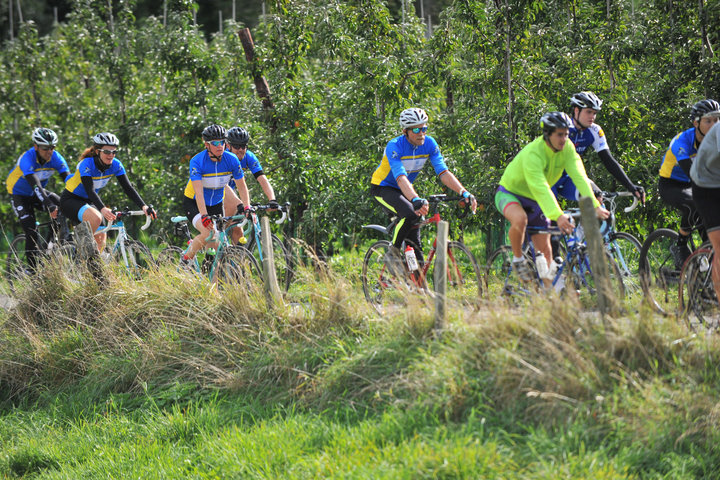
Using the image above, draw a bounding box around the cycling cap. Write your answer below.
[32,127,58,146]
[202,124,227,141]
[92,132,120,147]
[690,99,720,121]
[540,111,573,133]
[570,91,603,111]
[399,108,429,129]
[226,126,250,146]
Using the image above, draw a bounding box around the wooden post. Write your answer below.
[434,220,449,331]
[261,216,281,300]
[579,196,617,318]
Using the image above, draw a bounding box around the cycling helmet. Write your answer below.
[202,124,227,141]
[690,99,720,121]
[32,127,58,146]
[570,91,603,111]
[399,108,429,129]
[540,111,573,134]
[92,132,119,147]
[226,126,250,146]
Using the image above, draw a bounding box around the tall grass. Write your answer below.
[1,254,720,478]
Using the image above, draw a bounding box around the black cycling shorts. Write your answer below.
[182,197,224,229]
[692,184,720,233]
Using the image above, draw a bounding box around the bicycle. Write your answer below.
[678,246,718,330]
[5,215,75,288]
[639,219,705,316]
[486,209,625,305]
[93,208,155,278]
[599,191,642,296]
[240,202,294,292]
[361,194,483,314]
[158,213,260,287]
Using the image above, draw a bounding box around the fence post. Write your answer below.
[579,196,617,318]
[260,216,281,301]
[434,220,449,331]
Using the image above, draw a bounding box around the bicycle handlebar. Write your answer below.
[250,201,291,225]
[602,191,639,213]
[97,209,152,234]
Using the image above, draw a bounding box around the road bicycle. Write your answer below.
[678,246,718,330]
[94,208,155,279]
[158,213,260,287]
[599,191,642,296]
[5,215,74,288]
[486,209,625,306]
[361,194,483,314]
[240,202,294,291]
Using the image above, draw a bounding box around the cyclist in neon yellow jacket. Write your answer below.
[495,112,609,281]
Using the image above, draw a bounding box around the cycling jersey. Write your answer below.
[569,123,609,157]
[659,127,697,182]
[499,136,600,221]
[64,156,126,199]
[183,150,244,207]
[370,135,448,188]
[226,150,265,191]
[6,148,70,196]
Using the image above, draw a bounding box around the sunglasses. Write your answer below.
[99,149,118,155]
[37,145,56,151]
[228,143,247,150]
[208,140,225,147]
[409,126,428,134]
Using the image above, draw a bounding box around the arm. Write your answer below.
[256,174,276,202]
[438,171,477,212]
[116,174,146,209]
[81,176,114,222]
[24,173,58,217]
[597,149,634,190]
[396,175,428,216]
[234,177,251,209]
[192,179,208,216]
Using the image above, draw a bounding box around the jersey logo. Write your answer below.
[597,128,605,138]
[677,147,686,156]
[83,166,92,174]
[391,151,400,159]
[190,167,199,177]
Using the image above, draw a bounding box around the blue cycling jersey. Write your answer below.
[64,157,126,199]
[569,123,609,157]
[6,148,70,196]
[226,149,264,191]
[183,150,244,207]
[659,127,696,183]
[371,134,448,188]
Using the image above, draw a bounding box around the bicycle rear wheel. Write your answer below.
[361,240,412,314]
[639,228,680,315]
[485,245,538,299]
[6,235,31,289]
[679,248,718,330]
[428,240,483,306]
[215,245,261,289]
[156,246,185,268]
[566,249,625,307]
[248,234,294,292]
[606,231,642,297]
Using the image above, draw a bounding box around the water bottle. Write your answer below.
[535,253,549,280]
[405,245,419,272]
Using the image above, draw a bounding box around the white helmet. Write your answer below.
[92,132,120,147]
[399,108,429,129]
[32,127,58,146]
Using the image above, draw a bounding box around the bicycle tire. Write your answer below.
[215,245,261,289]
[639,228,680,315]
[566,248,625,306]
[113,239,156,278]
[427,240,483,306]
[6,235,29,289]
[247,233,294,292]
[361,240,411,314]
[156,246,185,268]
[606,231,642,297]
[485,245,538,299]
[679,248,718,330]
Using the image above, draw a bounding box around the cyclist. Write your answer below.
[370,107,477,271]
[59,132,156,253]
[496,112,610,282]
[659,99,720,267]
[690,120,720,303]
[552,91,645,204]
[179,124,251,268]
[5,128,70,271]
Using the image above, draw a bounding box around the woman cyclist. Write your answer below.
[59,132,156,253]
[496,112,609,282]
[6,128,70,271]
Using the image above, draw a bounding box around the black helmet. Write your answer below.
[540,111,573,134]
[92,132,120,147]
[690,99,720,122]
[570,91,603,111]
[226,127,250,146]
[202,124,227,141]
[32,127,58,146]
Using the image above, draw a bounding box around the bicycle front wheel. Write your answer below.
[639,228,680,315]
[156,246,185,268]
[566,249,625,307]
[6,235,30,289]
[679,248,718,330]
[361,240,410,314]
[115,240,156,278]
[606,231,642,297]
[248,234,294,292]
[215,245,261,289]
[485,245,538,299]
[428,241,483,306]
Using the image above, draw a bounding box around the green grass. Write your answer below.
[1,250,720,478]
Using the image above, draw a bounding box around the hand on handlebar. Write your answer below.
[556,214,575,235]
[143,204,157,220]
[632,185,646,206]
[460,191,477,214]
[200,214,213,229]
[101,206,116,222]
[596,205,611,220]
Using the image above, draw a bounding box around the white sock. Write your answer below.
[512,256,523,262]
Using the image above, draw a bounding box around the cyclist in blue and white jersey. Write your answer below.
[5,128,70,270]
[59,132,156,253]
[659,99,720,266]
[370,107,476,268]
[180,124,251,267]
[552,91,645,204]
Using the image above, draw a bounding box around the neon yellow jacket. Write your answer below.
[499,136,599,221]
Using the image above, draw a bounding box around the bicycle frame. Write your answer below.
[95,210,151,270]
